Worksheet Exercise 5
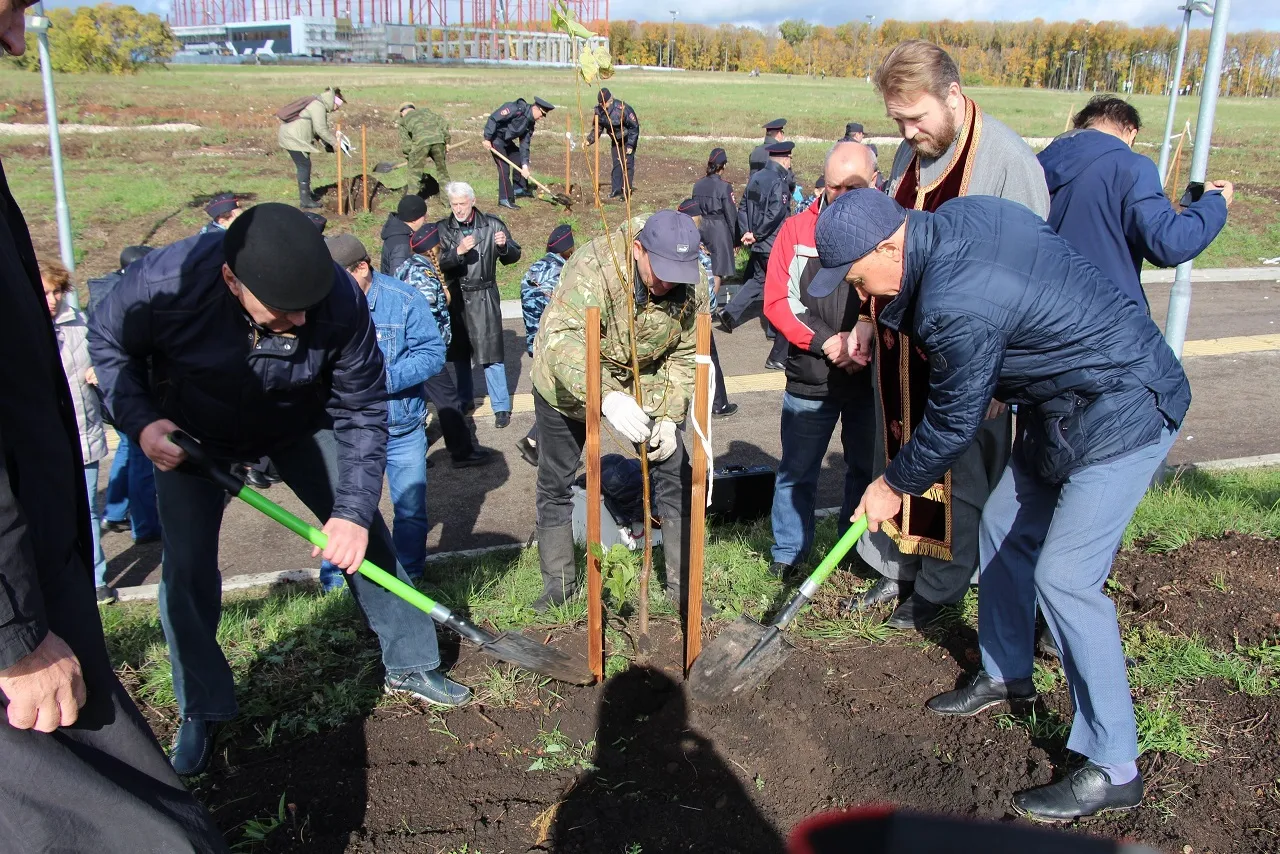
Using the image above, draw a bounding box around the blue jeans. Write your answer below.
[321,426,429,590]
[83,462,109,588]
[978,426,1177,764]
[453,358,511,414]
[770,390,874,566]
[103,430,160,539]
[154,427,441,721]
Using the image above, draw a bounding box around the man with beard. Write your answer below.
[844,40,1049,630]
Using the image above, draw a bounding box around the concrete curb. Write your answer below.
[111,452,1280,603]
[498,267,1279,319]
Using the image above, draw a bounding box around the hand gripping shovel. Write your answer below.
[487,146,574,208]
[689,516,868,703]
[169,431,592,686]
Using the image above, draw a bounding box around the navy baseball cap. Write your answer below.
[637,210,701,285]
[810,189,907,299]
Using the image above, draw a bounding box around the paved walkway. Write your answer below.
[99,276,1280,590]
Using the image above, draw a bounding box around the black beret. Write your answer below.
[547,224,574,252]
[766,140,795,156]
[396,194,428,222]
[224,203,334,311]
[534,97,556,112]
[304,211,328,232]
[763,117,787,130]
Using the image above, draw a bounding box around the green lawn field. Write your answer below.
[1,63,1276,297]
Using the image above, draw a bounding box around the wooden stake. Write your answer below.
[1166,121,1188,200]
[336,122,344,216]
[1064,102,1075,132]
[361,124,369,213]
[685,313,712,674]
[565,108,572,195]
[585,306,604,683]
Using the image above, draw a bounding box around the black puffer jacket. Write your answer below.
[380,213,413,276]
[437,207,521,364]
[873,196,1191,491]
[88,232,389,526]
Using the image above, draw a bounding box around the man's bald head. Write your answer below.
[823,141,879,204]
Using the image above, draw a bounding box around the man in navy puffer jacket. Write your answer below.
[1038,95,1231,311]
[812,189,1190,822]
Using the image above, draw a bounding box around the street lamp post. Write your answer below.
[864,15,875,81]
[1063,50,1078,91]
[667,10,677,69]
[27,3,77,283]
[1158,0,1215,184]
[1128,50,1151,94]
[1163,0,1231,360]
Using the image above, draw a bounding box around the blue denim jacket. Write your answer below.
[367,271,445,436]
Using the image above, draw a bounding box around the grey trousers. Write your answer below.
[856,362,1011,605]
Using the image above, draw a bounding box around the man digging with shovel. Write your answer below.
[816,189,1190,821]
[88,204,471,777]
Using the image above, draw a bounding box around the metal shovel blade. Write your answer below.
[688,615,794,704]
[480,631,594,686]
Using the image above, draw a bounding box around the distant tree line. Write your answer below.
[10,4,179,74]
[603,17,1280,98]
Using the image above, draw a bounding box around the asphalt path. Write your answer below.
[100,277,1280,589]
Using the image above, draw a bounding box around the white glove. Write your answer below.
[647,419,679,463]
[338,132,353,157]
[602,392,652,443]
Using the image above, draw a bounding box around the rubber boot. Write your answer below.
[299,181,321,209]
[533,524,578,613]
[661,520,715,618]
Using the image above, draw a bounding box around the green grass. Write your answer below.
[1135,698,1210,763]
[1125,466,1280,551]
[1125,627,1278,697]
[2,64,1277,301]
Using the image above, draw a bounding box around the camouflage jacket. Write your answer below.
[398,107,450,161]
[520,251,566,356]
[394,253,451,348]
[532,216,707,423]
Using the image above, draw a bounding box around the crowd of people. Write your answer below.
[0,5,1238,844]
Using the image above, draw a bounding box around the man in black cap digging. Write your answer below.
[483,96,555,209]
[584,88,640,200]
[750,117,787,176]
[198,193,243,236]
[724,140,794,368]
[89,203,471,778]
[381,193,428,277]
[529,210,705,614]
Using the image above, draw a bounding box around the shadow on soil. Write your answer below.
[550,666,786,854]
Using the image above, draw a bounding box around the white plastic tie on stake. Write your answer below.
[691,353,715,506]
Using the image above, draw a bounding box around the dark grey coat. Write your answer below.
[437,208,522,365]
[691,173,738,277]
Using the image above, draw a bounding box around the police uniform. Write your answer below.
[585,88,640,198]
[749,117,787,177]
[725,141,793,332]
[198,193,238,236]
[483,96,554,206]
[691,148,738,279]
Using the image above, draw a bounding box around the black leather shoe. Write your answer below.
[513,188,534,199]
[170,717,219,776]
[886,592,941,629]
[1037,622,1061,659]
[925,670,1035,716]
[716,310,734,333]
[452,448,493,468]
[1013,763,1143,822]
[767,561,791,579]
[712,403,739,418]
[494,411,511,429]
[764,358,786,371]
[96,585,118,604]
[243,468,272,489]
[839,577,903,613]
[516,437,538,467]
[101,518,131,534]
[498,199,519,210]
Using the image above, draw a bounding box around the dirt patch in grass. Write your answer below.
[195,535,1280,853]
[1113,533,1280,647]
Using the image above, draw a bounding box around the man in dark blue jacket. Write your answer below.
[813,190,1191,822]
[89,204,470,778]
[1038,95,1232,310]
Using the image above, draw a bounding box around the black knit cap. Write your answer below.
[396,194,428,222]
[224,203,335,311]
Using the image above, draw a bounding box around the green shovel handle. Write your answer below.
[772,515,869,629]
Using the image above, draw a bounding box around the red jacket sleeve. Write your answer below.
[764,217,820,351]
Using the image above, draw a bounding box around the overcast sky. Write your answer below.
[42,0,1279,32]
